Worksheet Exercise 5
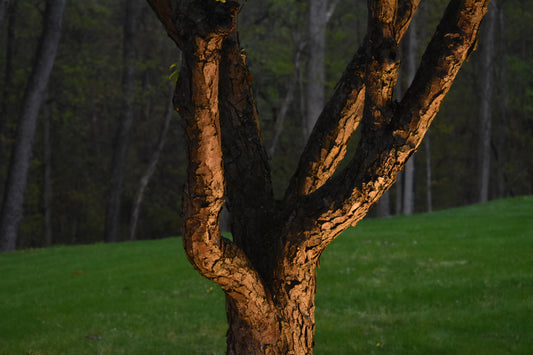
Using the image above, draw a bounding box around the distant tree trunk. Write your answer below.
[0,0,65,253]
[395,172,403,215]
[269,80,296,157]
[305,0,328,138]
[375,190,391,217]
[0,0,8,31]
[403,159,415,214]
[269,42,304,157]
[104,1,140,243]
[495,2,506,198]
[424,130,433,212]
[402,14,418,216]
[43,102,53,246]
[478,0,496,203]
[0,0,17,168]
[128,87,174,241]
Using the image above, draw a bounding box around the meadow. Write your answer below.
[1,196,532,354]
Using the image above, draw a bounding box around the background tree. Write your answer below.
[147,0,489,352]
[128,85,175,241]
[104,0,141,243]
[305,0,336,138]
[478,0,496,203]
[0,0,529,256]
[0,0,66,252]
[401,13,418,216]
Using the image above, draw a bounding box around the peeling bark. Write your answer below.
[147,0,490,352]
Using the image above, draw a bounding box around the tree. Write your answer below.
[147,0,489,352]
[0,0,8,31]
[305,0,335,139]
[478,0,496,203]
[104,0,141,243]
[128,85,175,241]
[401,12,418,215]
[0,0,66,252]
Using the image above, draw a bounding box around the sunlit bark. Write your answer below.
[147,0,490,352]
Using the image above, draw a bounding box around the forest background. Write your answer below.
[0,0,531,250]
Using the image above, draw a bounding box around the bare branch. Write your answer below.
[283,0,490,261]
[146,0,271,313]
[146,0,181,46]
[396,0,490,134]
[364,0,400,131]
[218,23,277,279]
[283,0,419,204]
[395,0,422,42]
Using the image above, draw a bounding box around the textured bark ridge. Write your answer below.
[147,0,490,353]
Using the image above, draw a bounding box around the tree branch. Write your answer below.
[283,0,420,204]
[146,0,181,47]
[283,0,490,261]
[146,0,272,316]
[218,21,277,280]
[364,0,400,131]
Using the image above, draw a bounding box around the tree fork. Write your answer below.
[147,0,490,353]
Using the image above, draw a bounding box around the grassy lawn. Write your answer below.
[1,196,532,354]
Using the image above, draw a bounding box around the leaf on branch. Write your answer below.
[169,62,180,83]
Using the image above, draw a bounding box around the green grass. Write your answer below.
[1,196,532,354]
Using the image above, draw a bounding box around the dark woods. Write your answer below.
[0,0,531,251]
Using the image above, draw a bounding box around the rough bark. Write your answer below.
[284,0,422,203]
[147,0,489,352]
[0,0,65,252]
[104,0,140,242]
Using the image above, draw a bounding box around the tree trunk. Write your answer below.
[268,42,304,157]
[128,87,174,241]
[147,0,489,352]
[478,0,496,203]
[305,0,328,138]
[225,264,317,354]
[402,13,418,216]
[424,130,433,212]
[0,0,17,173]
[104,0,140,243]
[495,2,506,198]
[0,0,65,252]
[395,171,403,215]
[375,190,391,217]
[0,0,8,31]
[43,102,53,247]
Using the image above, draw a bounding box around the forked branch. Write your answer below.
[148,0,272,317]
[284,0,489,259]
[283,0,420,204]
